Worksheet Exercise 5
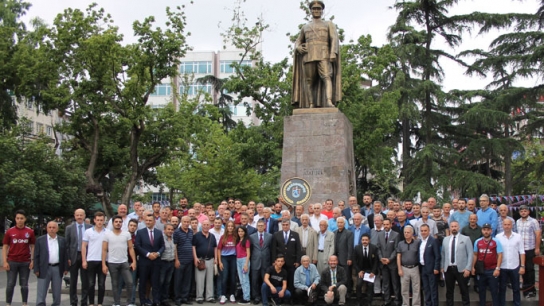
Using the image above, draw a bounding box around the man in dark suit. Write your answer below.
[249,220,273,304]
[353,233,379,306]
[261,208,279,234]
[334,217,353,296]
[239,213,257,236]
[135,214,165,306]
[366,201,387,229]
[341,196,358,220]
[419,224,440,306]
[65,208,91,306]
[320,255,348,306]
[377,219,401,306]
[272,220,302,291]
[34,221,69,306]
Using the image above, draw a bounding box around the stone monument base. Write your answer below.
[280,109,356,206]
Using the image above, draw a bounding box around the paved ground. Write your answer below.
[0,267,538,306]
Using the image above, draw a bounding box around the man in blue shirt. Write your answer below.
[476,194,498,235]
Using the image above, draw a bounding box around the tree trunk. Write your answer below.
[402,117,411,189]
[504,125,512,196]
[100,195,114,217]
[120,124,143,206]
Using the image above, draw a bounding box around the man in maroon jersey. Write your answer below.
[2,210,36,306]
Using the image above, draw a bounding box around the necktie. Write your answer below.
[259,234,264,247]
[385,232,389,243]
[332,269,337,285]
[149,230,154,245]
[77,224,83,251]
[364,247,368,258]
[264,219,268,232]
[284,232,288,244]
[450,235,456,264]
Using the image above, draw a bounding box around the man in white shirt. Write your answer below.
[107,204,130,231]
[309,204,328,232]
[253,203,265,224]
[413,207,438,237]
[102,215,137,306]
[82,212,109,306]
[495,218,525,306]
[34,221,68,306]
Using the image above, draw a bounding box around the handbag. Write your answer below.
[474,240,491,275]
[197,234,213,271]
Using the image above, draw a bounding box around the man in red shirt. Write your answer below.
[471,223,503,306]
[322,199,334,219]
[2,210,36,306]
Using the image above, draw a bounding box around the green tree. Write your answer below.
[387,0,503,199]
[34,4,191,215]
[0,123,93,220]
[339,35,401,200]
[157,103,262,203]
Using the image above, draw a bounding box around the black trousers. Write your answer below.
[356,276,374,306]
[69,252,88,306]
[522,249,537,294]
[444,267,470,306]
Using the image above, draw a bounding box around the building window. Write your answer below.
[36,123,44,134]
[23,121,34,134]
[151,84,172,96]
[220,60,252,73]
[179,61,212,74]
[46,125,53,136]
[179,84,212,96]
[26,100,33,110]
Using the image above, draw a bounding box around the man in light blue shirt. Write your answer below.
[476,194,498,235]
[449,199,471,230]
[328,208,341,232]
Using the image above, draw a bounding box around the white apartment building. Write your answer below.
[148,49,260,126]
[16,98,67,154]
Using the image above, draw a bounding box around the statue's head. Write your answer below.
[309,1,325,10]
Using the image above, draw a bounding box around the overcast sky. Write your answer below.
[25,0,539,91]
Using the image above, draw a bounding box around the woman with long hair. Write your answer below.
[236,226,251,305]
[217,221,237,304]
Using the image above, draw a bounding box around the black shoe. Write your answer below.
[208,299,217,303]
[196,300,204,304]
[253,299,261,305]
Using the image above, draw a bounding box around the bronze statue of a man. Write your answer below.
[292,1,341,109]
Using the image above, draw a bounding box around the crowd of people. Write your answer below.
[1,194,541,306]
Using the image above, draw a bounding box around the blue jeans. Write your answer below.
[236,258,250,301]
[174,262,193,303]
[6,261,30,304]
[220,255,236,296]
[499,267,521,306]
[160,260,175,302]
[478,270,499,306]
[261,284,291,306]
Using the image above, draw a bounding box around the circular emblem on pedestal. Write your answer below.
[281,177,311,206]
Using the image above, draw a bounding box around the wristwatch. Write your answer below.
[495,267,500,270]
[520,265,525,268]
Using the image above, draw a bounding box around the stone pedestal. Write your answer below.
[280,108,356,206]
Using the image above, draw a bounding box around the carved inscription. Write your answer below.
[323,119,338,127]
[303,168,323,176]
